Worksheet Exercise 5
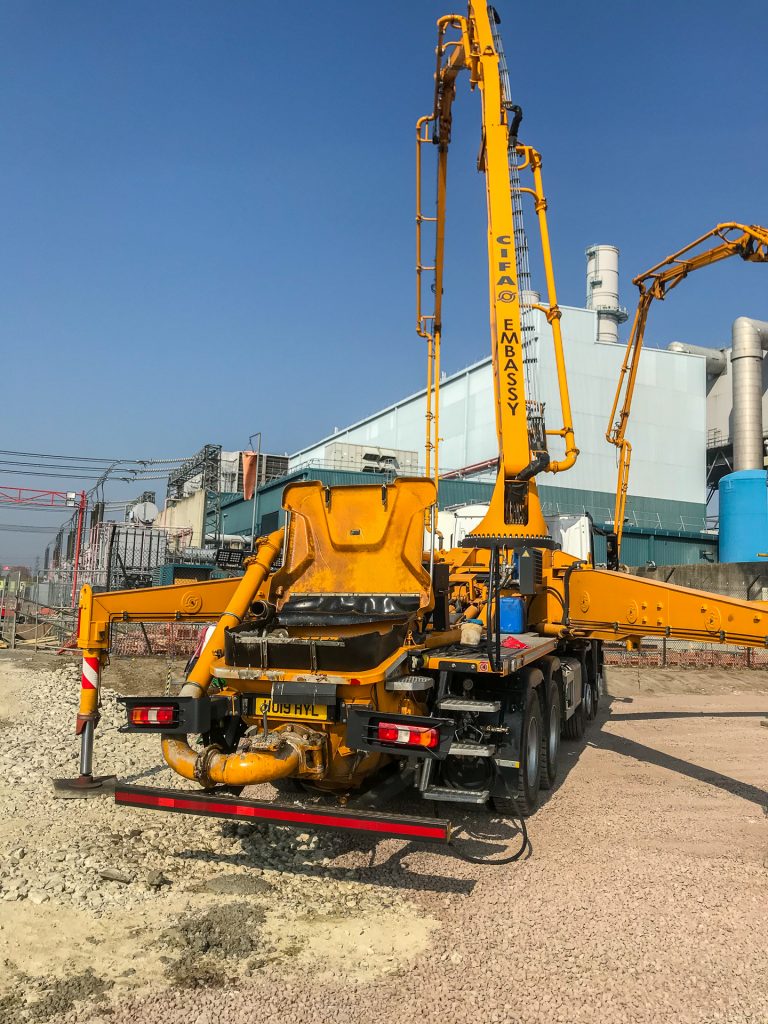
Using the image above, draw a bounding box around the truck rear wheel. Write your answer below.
[539,679,560,790]
[493,684,542,818]
[563,699,585,740]
[582,677,595,722]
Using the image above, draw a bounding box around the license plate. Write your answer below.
[253,698,328,722]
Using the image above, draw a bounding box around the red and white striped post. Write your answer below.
[75,652,101,780]
[53,582,116,796]
[53,648,115,795]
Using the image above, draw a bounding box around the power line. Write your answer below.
[0,468,172,481]
[0,460,173,473]
[0,449,190,465]
[0,504,81,512]
[0,524,63,534]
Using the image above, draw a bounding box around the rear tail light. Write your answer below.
[376,721,439,748]
[130,705,178,727]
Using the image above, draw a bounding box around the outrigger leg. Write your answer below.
[53,650,116,798]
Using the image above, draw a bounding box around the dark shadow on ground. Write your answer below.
[175,841,478,895]
[120,764,173,784]
[589,727,768,809]
[608,710,767,722]
[537,696,768,812]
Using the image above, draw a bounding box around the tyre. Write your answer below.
[539,679,561,790]
[582,675,595,722]
[563,698,585,740]
[492,684,542,817]
[590,680,600,719]
[582,649,599,723]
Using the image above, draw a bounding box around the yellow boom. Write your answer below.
[607,222,768,555]
[416,4,578,542]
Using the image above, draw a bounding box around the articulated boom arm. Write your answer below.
[78,575,246,651]
[607,222,768,553]
[417,3,578,541]
[535,551,768,649]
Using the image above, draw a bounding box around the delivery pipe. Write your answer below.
[161,734,302,787]
[731,317,768,471]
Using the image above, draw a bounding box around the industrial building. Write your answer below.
[188,239,767,570]
[272,246,714,566]
[291,249,704,520]
[35,245,766,596]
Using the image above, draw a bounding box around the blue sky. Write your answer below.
[1,0,766,562]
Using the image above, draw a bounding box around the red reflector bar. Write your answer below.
[376,721,439,748]
[115,784,450,843]
[130,705,177,726]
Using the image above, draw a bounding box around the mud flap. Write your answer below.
[491,707,523,803]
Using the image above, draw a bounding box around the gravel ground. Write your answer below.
[0,652,766,1024]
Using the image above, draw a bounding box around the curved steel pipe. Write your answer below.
[667,341,727,376]
[161,736,301,788]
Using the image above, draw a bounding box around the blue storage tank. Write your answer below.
[499,596,526,633]
[719,470,768,562]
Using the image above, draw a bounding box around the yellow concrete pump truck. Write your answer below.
[68,3,768,846]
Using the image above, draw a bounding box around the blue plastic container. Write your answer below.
[499,595,525,634]
[719,470,768,562]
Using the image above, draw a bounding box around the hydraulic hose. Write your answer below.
[447,764,529,865]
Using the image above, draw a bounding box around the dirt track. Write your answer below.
[0,652,766,1024]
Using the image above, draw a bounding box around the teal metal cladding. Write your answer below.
[206,471,716,567]
[593,528,717,567]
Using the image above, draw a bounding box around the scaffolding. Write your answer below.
[167,444,222,499]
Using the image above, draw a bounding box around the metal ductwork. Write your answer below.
[666,341,727,377]
[731,317,768,471]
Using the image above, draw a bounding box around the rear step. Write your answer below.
[438,697,501,713]
[422,785,490,805]
[115,784,451,843]
[449,741,496,757]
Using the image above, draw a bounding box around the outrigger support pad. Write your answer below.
[52,774,117,799]
[52,718,116,798]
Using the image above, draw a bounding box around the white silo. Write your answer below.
[585,244,628,343]
[520,289,541,307]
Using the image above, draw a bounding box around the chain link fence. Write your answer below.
[108,622,210,658]
[604,638,768,670]
[0,571,23,649]
[2,575,209,658]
